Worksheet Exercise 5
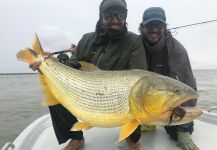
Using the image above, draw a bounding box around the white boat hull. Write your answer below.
[2,111,217,150]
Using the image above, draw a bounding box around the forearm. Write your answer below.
[177,121,194,133]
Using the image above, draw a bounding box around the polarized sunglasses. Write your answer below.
[102,13,127,21]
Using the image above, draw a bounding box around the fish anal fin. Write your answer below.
[71,122,92,131]
[79,61,98,71]
[32,33,45,56]
[117,119,139,143]
[39,74,59,106]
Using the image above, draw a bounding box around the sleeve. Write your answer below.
[128,37,148,70]
[168,38,197,107]
[65,35,86,69]
[169,38,197,133]
[175,41,197,107]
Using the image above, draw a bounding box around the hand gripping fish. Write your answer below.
[16,34,202,142]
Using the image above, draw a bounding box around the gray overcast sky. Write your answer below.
[0,0,217,73]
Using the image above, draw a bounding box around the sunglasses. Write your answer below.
[102,13,127,21]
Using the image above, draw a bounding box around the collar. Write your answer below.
[144,34,166,54]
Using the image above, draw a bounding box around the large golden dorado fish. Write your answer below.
[16,34,202,142]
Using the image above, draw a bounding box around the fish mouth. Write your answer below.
[168,90,201,125]
[168,106,203,125]
[171,89,199,111]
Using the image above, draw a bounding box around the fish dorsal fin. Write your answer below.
[71,122,92,131]
[79,61,98,71]
[116,119,139,143]
[32,33,45,56]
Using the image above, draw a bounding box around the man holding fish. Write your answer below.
[29,0,147,149]
[20,1,202,150]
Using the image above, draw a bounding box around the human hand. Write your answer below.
[29,60,42,71]
[177,132,200,150]
[29,52,52,71]
[44,52,53,59]
[63,44,76,53]
[126,137,142,150]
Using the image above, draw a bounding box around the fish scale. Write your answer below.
[38,59,145,126]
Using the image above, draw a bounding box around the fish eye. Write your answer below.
[174,88,181,94]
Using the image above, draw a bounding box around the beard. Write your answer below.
[103,22,123,30]
[95,19,128,44]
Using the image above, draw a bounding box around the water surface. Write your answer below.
[0,70,217,147]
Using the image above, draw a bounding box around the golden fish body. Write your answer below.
[17,34,202,142]
[40,58,146,127]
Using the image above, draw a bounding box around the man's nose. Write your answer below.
[111,16,119,22]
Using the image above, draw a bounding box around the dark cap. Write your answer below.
[99,0,127,15]
[142,7,166,25]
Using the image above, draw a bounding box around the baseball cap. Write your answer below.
[142,7,166,25]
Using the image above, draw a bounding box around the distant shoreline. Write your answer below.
[0,69,217,75]
[0,73,38,75]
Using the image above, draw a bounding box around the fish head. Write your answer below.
[129,74,202,126]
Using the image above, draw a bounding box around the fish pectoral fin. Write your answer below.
[79,61,99,71]
[117,119,139,143]
[70,122,92,131]
[39,74,59,106]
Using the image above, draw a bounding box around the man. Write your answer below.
[30,0,147,150]
[139,7,199,150]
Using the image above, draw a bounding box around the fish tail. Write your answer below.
[16,33,45,63]
[16,47,38,63]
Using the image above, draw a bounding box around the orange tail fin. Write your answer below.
[16,47,38,63]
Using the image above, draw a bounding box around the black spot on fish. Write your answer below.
[96,93,105,96]
[168,107,186,125]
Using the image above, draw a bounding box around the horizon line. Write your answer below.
[1,68,217,75]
